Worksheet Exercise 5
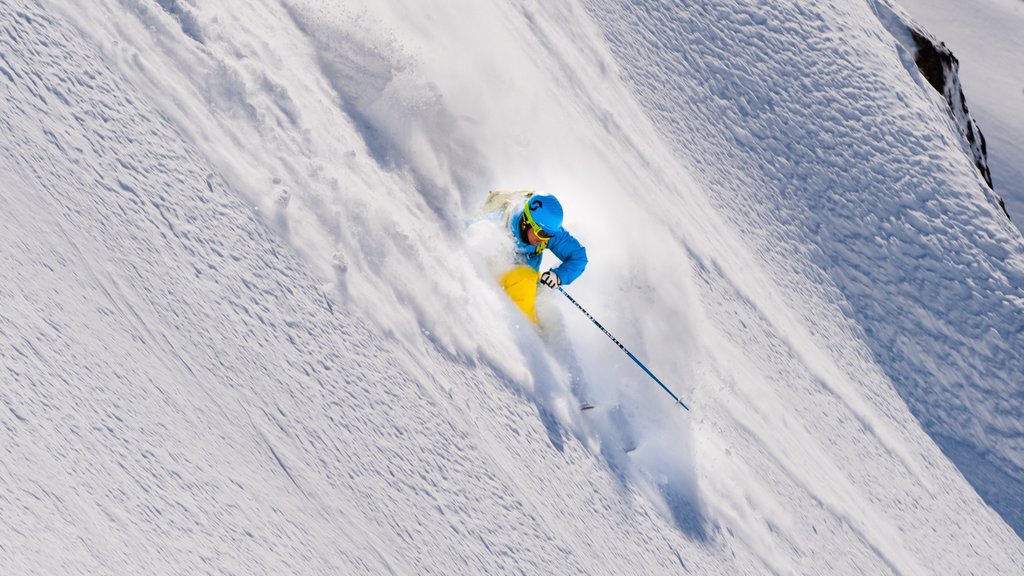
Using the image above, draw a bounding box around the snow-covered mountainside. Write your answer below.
[884,12,996,199]
[582,0,1024,543]
[2,0,1022,574]
[895,0,1024,231]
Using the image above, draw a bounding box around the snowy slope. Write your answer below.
[2,0,1023,574]
[0,5,708,575]
[894,0,1024,229]
[582,0,1024,541]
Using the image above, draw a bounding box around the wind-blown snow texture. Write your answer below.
[896,0,1024,230]
[2,0,1022,574]
[584,0,1024,541]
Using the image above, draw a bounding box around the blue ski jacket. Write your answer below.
[508,205,588,285]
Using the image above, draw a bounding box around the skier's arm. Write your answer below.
[547,232,588,285]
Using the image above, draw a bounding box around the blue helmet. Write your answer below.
[524,194,563,236]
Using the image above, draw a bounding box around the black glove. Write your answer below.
[539,270,561,289]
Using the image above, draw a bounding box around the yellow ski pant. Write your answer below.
[500,266,540,324]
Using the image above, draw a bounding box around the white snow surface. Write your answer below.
[1,0,1022,574]
[894,0,1024,229]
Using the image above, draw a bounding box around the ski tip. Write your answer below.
[580,403,596,411]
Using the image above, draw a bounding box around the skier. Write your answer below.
[484,190,587,323]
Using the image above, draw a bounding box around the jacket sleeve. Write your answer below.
[548,230,588,285]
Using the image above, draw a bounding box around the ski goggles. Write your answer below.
[522,204,554,239]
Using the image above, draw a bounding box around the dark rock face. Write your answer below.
[910,28,1010,219]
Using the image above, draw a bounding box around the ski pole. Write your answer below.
[557,287,690,411]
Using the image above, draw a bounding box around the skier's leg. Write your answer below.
[500,265,540,323]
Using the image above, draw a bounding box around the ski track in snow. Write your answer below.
[2,0,1023,574]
